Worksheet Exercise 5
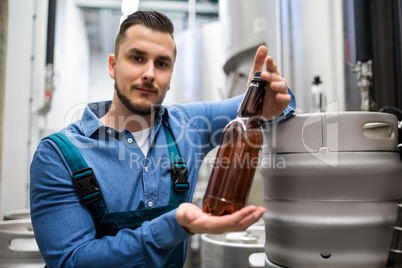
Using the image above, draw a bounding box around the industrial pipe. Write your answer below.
[349,0,374,111]
[37,0,57,116]
[353,0,373,62]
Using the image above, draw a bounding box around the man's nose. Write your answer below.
[142,62,156,82]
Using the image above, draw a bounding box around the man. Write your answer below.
[30,10,295,267]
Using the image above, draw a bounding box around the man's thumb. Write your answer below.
[176,203,196,225]
[251,45,267,74]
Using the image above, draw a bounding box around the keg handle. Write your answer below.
[350,112,397,138]
[248,252,266,268]
[356,114,398,151]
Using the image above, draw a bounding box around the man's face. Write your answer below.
[109,24,175,115]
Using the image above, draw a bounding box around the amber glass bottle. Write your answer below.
[202,72,266,216]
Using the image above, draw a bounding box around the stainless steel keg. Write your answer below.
[201,224,266,268]
[260,112,402,268]
[0,219,44,267]
[3,209,31,221]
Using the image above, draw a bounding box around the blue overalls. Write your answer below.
[45,122,190,268]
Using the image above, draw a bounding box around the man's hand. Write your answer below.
[248,45,292,121]
[176,203,266,234]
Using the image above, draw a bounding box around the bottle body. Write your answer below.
[202,118,263,215]
[202,72,266,216]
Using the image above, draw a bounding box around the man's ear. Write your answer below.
[109,54,116,79]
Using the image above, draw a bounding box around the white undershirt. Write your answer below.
[132,127,151,156]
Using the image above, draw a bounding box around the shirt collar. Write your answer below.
[80,101,168,138]
[80,101,111,137]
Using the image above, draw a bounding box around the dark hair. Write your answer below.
[114,10,176,59]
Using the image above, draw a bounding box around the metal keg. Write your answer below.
[0,219,45,267]
[260,112,402,268]
[3,209,31,221]
[201,224,266,268]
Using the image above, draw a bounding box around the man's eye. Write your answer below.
[132,56,142,62]
[157,61,168,68]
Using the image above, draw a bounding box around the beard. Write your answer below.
[114,81,163,116]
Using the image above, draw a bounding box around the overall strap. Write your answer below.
[45,130,187,268]
[44,127,189,219]
[163,123,189,204]
[43,133,107,223]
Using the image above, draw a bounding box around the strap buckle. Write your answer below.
[171,162,189,192]
[73,167,102,204]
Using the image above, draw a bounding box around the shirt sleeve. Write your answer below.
[173,87,296,153]
[30,140,192,268]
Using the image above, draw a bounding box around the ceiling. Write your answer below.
[77,0,219,56]
[76,0,219,13]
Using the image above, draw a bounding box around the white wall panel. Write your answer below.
[1,0,90,218]
[1,0,48,217]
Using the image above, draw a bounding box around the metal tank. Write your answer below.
[3,209,31,221]
[219,0,281,97]
[0,219,44,267]
[260,112,402,268]
[200,224,266,268]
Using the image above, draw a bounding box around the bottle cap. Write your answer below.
[312,76,322,85]
[251,71,262,83]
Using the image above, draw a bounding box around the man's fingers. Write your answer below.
[261,72,285,83]
[228,205,258,224]
[265,56,279,74]
[199,206,260,234]
[218,206,265,232]
[275,93,292,104]
[270,81,288,93]
[211,206,256,228]
[260,72,288,96]
[177,203,266,235]
[235,207,266,230]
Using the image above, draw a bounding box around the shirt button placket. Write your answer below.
[143,165,152,207]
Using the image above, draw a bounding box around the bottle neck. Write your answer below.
[238,79,266,118]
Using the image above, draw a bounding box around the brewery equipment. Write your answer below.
[261,112,402,268]
[0,219,44,267]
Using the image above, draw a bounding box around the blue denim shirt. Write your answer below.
[30,93,295,268]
